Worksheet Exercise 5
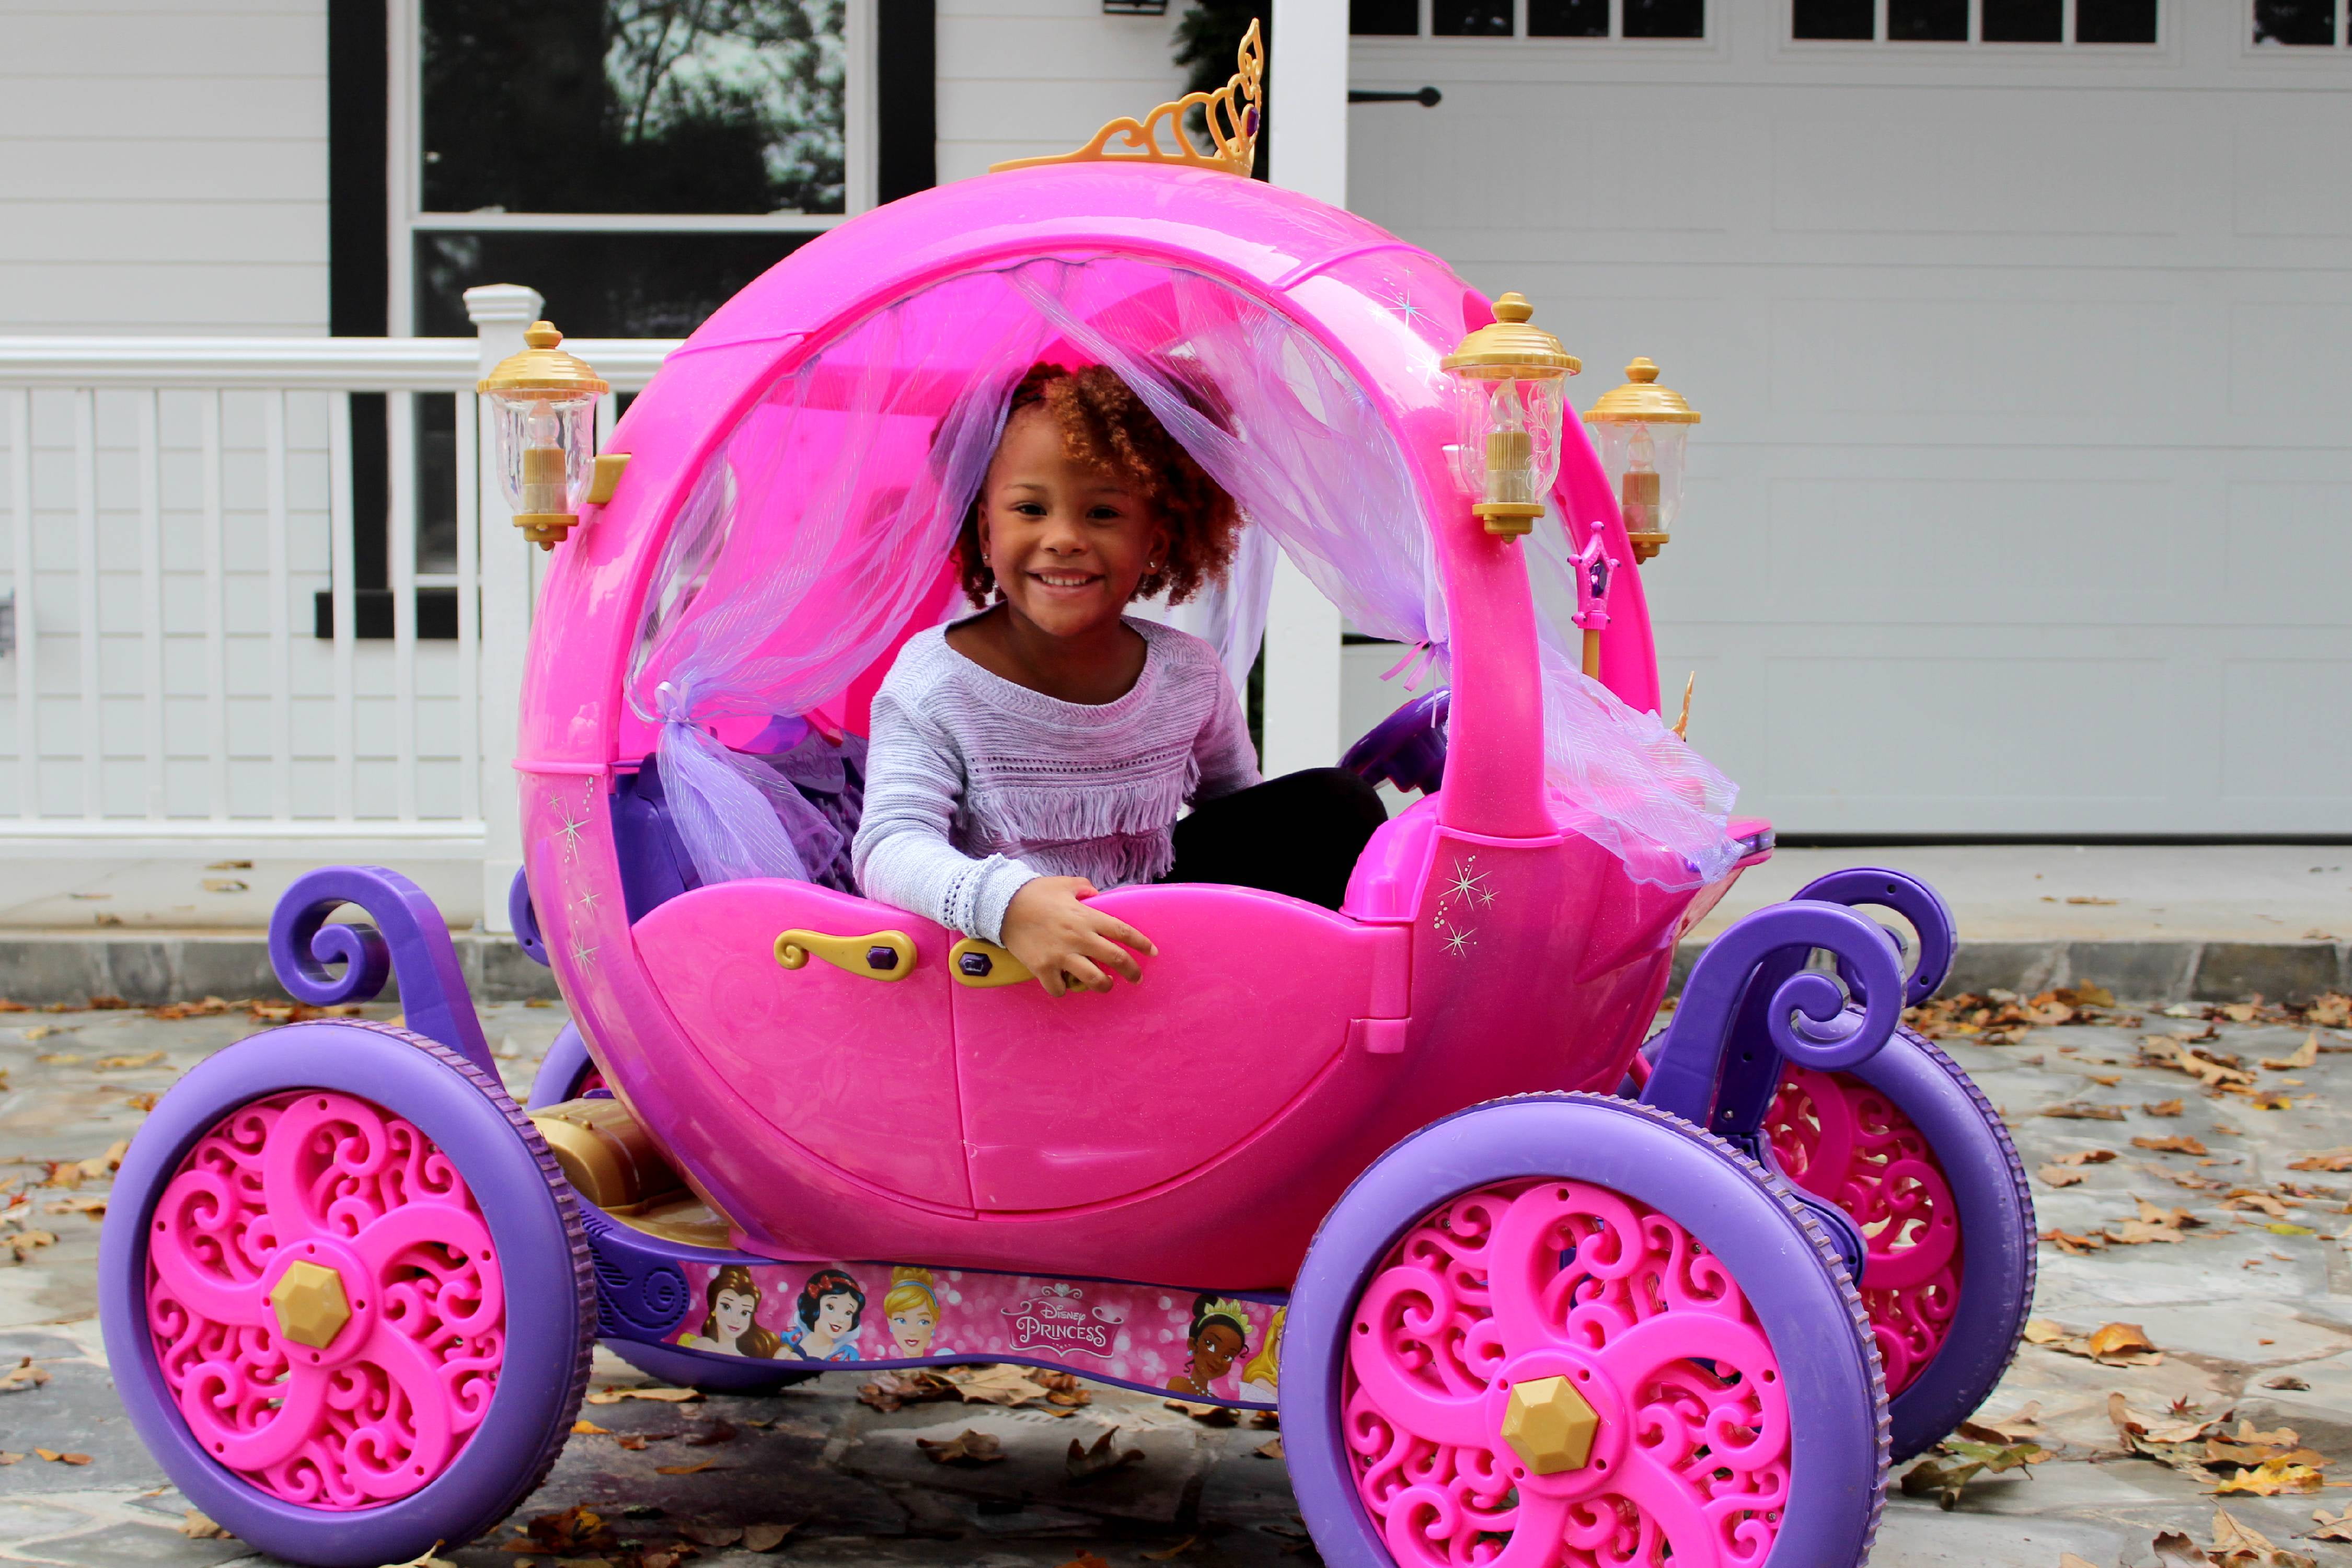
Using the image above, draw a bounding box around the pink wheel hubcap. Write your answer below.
[144,1091,504,1509]
[1766,1067,1961,1397]
[1343,1179,1791,1567]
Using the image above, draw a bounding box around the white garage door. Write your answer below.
[1343,3,2352,837]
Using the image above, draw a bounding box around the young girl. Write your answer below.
[853,362,1387,998]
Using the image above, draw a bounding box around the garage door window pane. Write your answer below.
[1793,0,1874,36]
[1889,0,1967,38]
[2254,0,2337,43]
[1351,0,1420,33]
[1982,0,2062,40]
[1623,0,1704,35]
[1529,0,1608,34]
[1433,0,1513,32]
[2076,0,2159,41]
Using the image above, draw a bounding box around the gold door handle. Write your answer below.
[948,937,1033,988]
[775,929,916,982]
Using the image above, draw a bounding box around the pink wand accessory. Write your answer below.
[1569,525,1618,679]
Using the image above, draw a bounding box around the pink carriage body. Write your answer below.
[515,163,1759,1290]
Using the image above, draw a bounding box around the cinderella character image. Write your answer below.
[882,1266,940,1358]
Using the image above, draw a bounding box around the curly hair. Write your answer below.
[955,361,1242,609]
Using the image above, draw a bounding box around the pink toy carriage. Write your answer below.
[99,100,2034,1568]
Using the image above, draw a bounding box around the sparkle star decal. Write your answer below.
[1441,924,1475,956]
[573,885,604,916]
[568,932,598,969]
[551,790,593,862]
[1443,859,1488,908]
[1378,277,1427,328]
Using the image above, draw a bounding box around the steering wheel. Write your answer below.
[1341,688,1449,796]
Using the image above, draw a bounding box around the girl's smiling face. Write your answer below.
[978,406,1167,641]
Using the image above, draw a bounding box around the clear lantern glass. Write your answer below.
[487,391,597,520]
[1590,418,1689,538]
[1450,373,1567,510]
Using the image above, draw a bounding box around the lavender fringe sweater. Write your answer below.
[851,618,1260,944]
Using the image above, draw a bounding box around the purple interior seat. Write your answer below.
[612,722,868,924]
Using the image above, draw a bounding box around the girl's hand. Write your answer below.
[1000,877,1157,998]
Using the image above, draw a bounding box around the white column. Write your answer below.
[465,283,543,932]
[1262,0,1351,774]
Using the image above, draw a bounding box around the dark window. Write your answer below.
[1351,0,1420,32]
[420,0,847,216]
[1792,0,1874,38]
[1623,0,1704,34]
[1982,0,2062,40]
[1888,0,1967,39]
[2077,0,2159,40]
[2254,0,2336,43]
[1528,0,1608,34]
[413,231,816,339]
[1432,0,1513,34]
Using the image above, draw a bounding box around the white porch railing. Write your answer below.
[0,285,676,927]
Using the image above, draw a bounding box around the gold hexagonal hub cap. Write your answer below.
[1500,1375,1599,1474]
[269,1260,352,1350]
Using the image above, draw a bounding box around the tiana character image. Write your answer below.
[675,1264,781,1359]
[782,1267,868,1361]
[882,1265,940,1358]
[1167,1295,1251,1397]
[1238,1305,1283,1404]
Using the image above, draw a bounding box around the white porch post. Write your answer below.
[465,283,543,932]
[1263,0,1349,774]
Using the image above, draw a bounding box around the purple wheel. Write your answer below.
[1283,1093,1887,1568]
[100,1021,594,1568]
[1764,1025,2034,1461]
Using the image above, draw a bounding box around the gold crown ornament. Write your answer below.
[991,19,1263,178]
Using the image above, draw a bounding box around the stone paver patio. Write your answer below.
[6,994,2352,1566]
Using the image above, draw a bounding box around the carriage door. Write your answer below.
[948,883,1401,1212]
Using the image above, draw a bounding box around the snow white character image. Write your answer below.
[782,1267,867,1361]
[1238,1305,1284,1404]
[882,1266,940,1358]
[675,1264,781,1359]
[1167,1295,1251,1397]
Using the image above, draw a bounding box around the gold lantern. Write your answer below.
[1583,358,1699,563]
[1442,293,1580,538]
[477,320,610,549]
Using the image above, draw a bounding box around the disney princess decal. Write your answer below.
[674,1264,781,1359]
[1238,1305,1283,1404]
[781,1267,867,1362]
[1167,1295,1251,1398]
[882,1266,940,1358]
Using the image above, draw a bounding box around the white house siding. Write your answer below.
[1350,2,2352,837]
[0,1,329,336]
[935,0,1189,182]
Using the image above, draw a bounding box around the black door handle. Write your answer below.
[1349,86,1443,106]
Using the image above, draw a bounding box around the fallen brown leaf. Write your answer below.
[2040,1101,2128,1121]
[584,1385,701,1405]
[1142,1537,1202,1561]
[569,1419,610,1435]
[742,1520,802,1552]
[2137,1135,2212,1156]
[916,1428,1006,1465]
[2289,1148,2352,1173]
[0,1358,52,1392]
[681,1524,743,1547]
[33,1448,90,1465]
[178,1510,228,1539]
[2038,1164,2087,1188]
[92,1051,165,1070]
[2264,1035,2322,1071]
[2146,1098,2186,1116]
[2041,1228,2109,1254]
[2310,1507,2352,1542]
[1055,1554,1112,1568]
[1067,1426,1146,1482]
[1258,1435,1285,1459]
[652,1459,718,1475]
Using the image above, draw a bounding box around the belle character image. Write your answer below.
[1238,1305,1283,1404]
[1167,1295,1251,1397]
[882,1266,940,1358]
[675,1264,781,1359]
[783,1267,868,1361]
